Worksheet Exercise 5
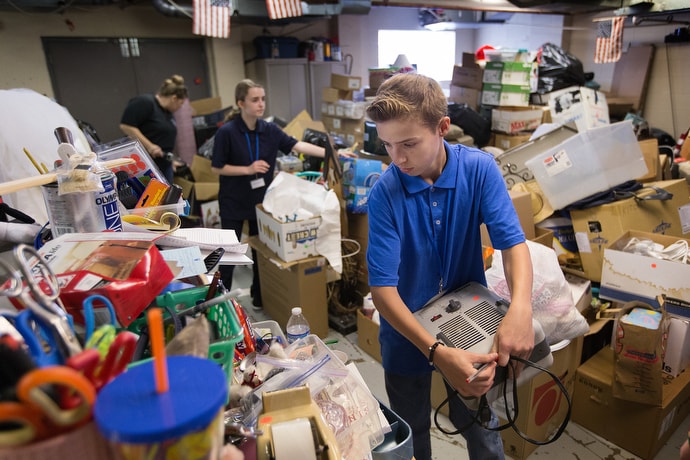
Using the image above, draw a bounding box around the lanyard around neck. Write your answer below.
[244,132,259,163]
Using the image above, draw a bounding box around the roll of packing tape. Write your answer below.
[271,418,317,460]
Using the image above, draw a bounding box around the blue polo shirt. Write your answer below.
[212,117,298,221]
[366,141,525,375]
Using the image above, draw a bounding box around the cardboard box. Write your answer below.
[663,316,690,377]
[173,155,220,216]
[341,157,382,187]
[451,65,483,90]
[321,115,365,147]
[493,132,532,150]
[637,138,662,183]
[189,96,222,116]
[368,68,397,90]
[189,156,220,198]
[356,309,382,362]
[548,86,609,133]
[331,73,362,91]
[491,106,544,134]
[524,121,649,211]
[481,83,531,107]
[249,236,329,338]
[573,347,690,460]
[480,188,536,246]
[321,86,353,103]
[448,85,481,110]
[570,179,690,282]
[255,203,321,263]
[599,230,690,308]
[531,226,554,248]
[482,61,536,87]
[344,184,372,214]
[495,336,584,460]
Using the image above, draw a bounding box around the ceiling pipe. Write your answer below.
[151,0,192,18]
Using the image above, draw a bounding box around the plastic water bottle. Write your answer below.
[286,307,310,343]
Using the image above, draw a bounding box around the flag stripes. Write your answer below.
[193,0,231,39]
[265,0,303,20]
[594,17,625,64]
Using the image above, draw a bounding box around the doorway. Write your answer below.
[43,37,211,144]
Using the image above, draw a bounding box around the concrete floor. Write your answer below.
[231,263,690,460]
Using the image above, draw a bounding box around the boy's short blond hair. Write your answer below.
[366,73,447,132]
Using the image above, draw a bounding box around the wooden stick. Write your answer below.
[23,148,44,175]
[0,158,135,195]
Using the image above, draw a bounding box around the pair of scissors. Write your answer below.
[81,294,119,357]
[64,331,137,404]
[0,244,82,364]
[0,365,95,447]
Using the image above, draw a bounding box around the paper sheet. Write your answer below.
[157,228,248,253]
[160,246,207,279]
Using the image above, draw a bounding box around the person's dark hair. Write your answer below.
[366,73,447,132]
[158,74,188,99]
[235,79,263,105]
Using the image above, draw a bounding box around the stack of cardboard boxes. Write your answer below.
[249,204,333,338]
[320,73,366,148]
[448,54,484,111]
[351,56,690,458]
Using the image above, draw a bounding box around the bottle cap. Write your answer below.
[291,307,302,315]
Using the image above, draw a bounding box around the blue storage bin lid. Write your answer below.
[94,355,227,444]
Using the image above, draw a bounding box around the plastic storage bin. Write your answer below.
[252,320,287,346]
[524,120,648,210]
[372,402,413,460]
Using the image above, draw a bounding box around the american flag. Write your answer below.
[193,0,230,39]
[594,17,625,64]
[266,0,303,20]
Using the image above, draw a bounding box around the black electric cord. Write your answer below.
[433,355,571,446]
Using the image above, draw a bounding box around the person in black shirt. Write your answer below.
[120,75,188,184]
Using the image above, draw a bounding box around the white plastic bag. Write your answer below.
[262,172,342,273]
[485,240,589,344]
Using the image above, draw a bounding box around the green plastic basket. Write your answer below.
[295,171,322,182]
[128,285,244,382]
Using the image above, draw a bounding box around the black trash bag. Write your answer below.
[537,43,586,94]
[446,103,491,148]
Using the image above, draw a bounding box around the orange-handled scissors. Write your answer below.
[0,366,96,447]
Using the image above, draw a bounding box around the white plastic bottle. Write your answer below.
[286,307,310,343]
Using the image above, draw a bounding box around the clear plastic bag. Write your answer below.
[485,240,589,344]
[239,335,385,459]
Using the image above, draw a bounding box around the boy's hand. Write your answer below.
[434,346,499,398]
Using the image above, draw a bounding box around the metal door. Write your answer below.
[43,37,210,144]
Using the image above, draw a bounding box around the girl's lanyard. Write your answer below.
[245,131,265,189]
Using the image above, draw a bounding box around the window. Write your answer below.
[378,30,455,83]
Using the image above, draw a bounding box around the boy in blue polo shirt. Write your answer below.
[365,73,535,460]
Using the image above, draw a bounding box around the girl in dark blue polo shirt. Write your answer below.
[211,79,329,307]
